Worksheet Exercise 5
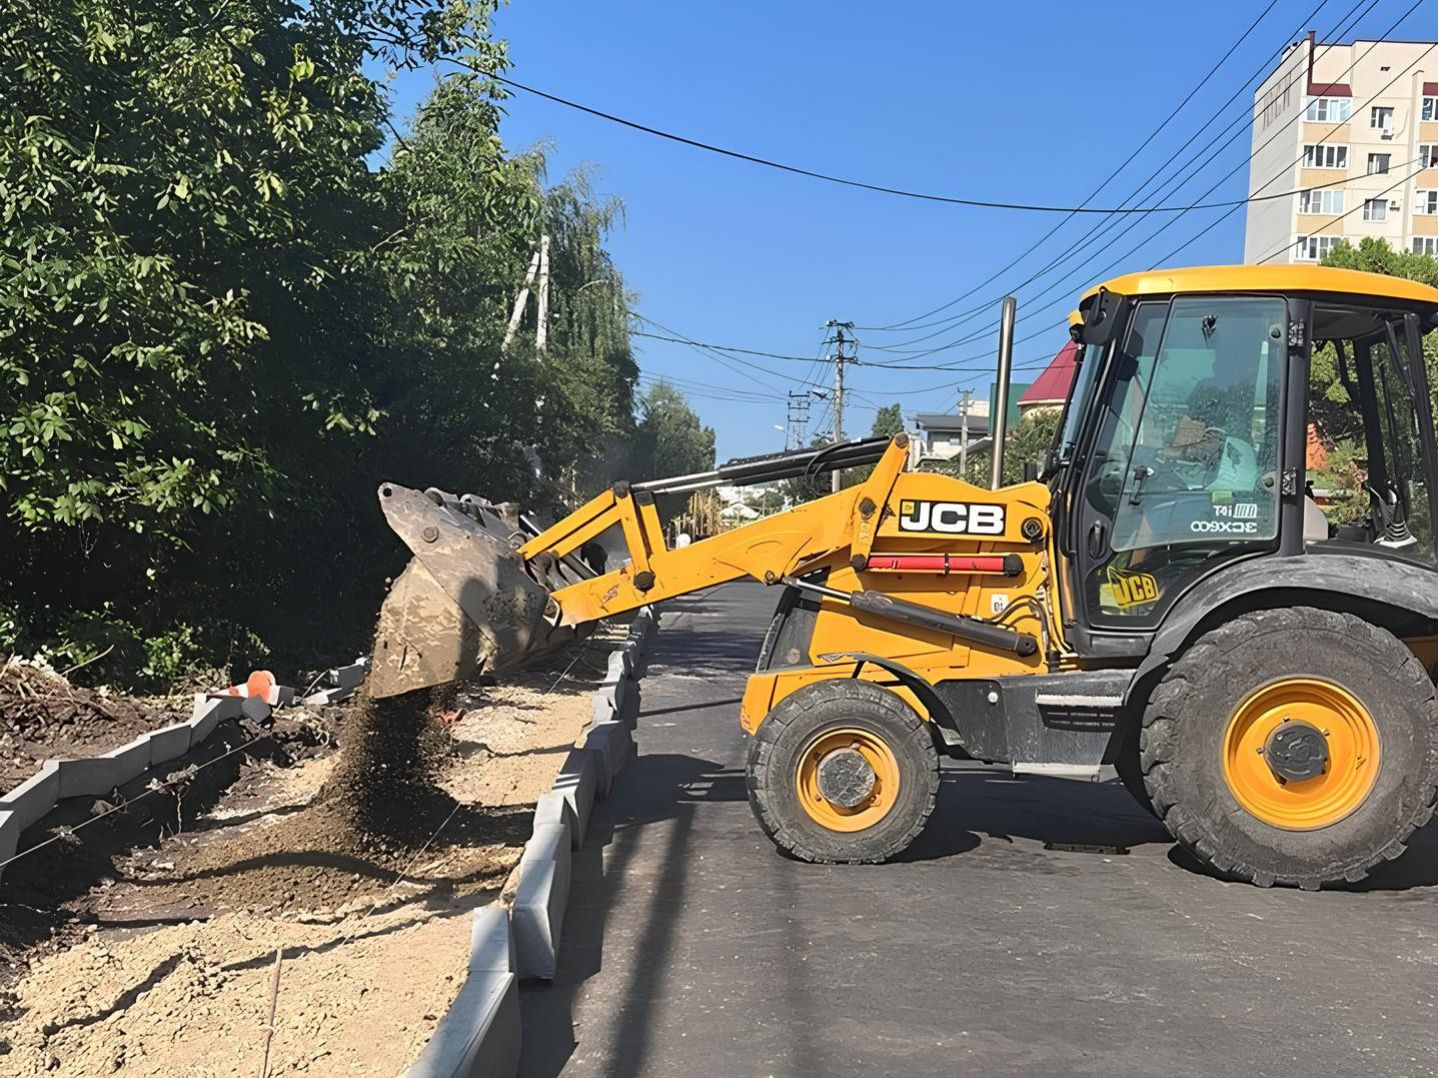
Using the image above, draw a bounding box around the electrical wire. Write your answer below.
[856,0,1378,346]
[855,0,1325,332]
[857,1,1424,365]
[439,57,1412,217]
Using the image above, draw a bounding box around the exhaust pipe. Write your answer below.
[990,295,1017,490]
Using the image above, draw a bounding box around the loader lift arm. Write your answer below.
[527,435,909,625]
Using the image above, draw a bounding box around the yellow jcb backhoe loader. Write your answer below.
[371,265,1438,890]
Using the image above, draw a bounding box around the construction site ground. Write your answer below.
[0,631,624,1077]
[519,583,1438,1078]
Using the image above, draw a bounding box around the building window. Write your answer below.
[1362,198,1387,222]
[1306,97,1351,122]
[1368,153,1391,175]
[1421,144,1438,168]
[1298,189,1345,214]
[1414,237,1438,257]
[1302,143,1348,169]
[1417,191,1438,215]
[1423,96,1438,122]
[1371,106,1394,131]
[1295,235,1340,261]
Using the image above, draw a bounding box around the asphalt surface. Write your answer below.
[520,582,1438,1078]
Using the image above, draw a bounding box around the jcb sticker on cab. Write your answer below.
[896,499,1006,535]
[1106,565,1160,609]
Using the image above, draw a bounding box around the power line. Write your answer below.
[856,0,1375,346]
[631,313,818,391]
[633,324,1067,373]
[854,0,1304,332]
[632,330,817,362]
[445,60,1413,217]
[1254,157,1427,263]
[856,0,1420,365]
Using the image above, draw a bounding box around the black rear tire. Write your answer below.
[1113,720,1158,818]
[1141,607,1438,889]
[747,680,939,864]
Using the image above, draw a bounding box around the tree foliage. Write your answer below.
[945,409,1061,488]
[0,0,701,684]
[630,381,716,482]
[870,403,904,438]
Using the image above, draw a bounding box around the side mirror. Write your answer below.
[1022,460,1039,483]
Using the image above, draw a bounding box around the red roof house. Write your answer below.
[1018,341,1078,413]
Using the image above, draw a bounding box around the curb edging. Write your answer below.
[404,606,658,1078]
[0,660,365,881]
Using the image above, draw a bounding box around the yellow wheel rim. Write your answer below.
[795,727,901,833]
[1222,677,1381,831]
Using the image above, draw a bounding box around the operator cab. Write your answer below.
[1046,265,1438,647]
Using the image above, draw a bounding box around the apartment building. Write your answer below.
[1244,34,1438,264]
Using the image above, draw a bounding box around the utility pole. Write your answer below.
[501,248,541,354]
[785,391,811,451]
[958,388,972,476]
[535,234,552,355]
[824,320,856,492]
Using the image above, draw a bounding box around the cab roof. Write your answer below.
[1084,264,1438,306]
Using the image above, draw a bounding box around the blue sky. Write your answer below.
[381,0,1426,461]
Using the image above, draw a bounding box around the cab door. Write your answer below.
[1071,295,1288,629]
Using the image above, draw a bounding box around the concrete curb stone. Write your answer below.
[0,810,17,869]
[551,749,597,847]
[0,762,62,832]
[584,721,632,798]
[532,791,578,838]
[56,748,132,799]
[146,721,194,766]
[512,819,574,980]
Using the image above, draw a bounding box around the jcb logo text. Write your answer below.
[897,500,1006,536]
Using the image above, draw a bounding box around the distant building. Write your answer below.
[1018,342,1078,415]
[913,410,991,464]
[1244,34,1438,263]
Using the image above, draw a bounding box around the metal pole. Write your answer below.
[958,388,971,477]
[830,338,845,493]
[989,296,1017,490]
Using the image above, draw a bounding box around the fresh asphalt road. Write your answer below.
[519,582,1438,1078]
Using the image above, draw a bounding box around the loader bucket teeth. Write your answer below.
[370,483,558,697]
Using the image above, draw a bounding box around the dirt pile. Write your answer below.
[320,685,452,837]
[0,659,173,789]
[115,797,530,917]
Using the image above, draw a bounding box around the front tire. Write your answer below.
[747,680,939,864]
[1141,607,1438,889]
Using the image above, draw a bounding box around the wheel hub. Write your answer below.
[1222,677,1380,831]
[1263,720,1329,782]
[816,748,877,808]
[794,727,902,833]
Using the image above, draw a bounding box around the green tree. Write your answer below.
[947,409,1061,487]
[631,381,716,482]
[870,403,904,438]
[0,0,654,683]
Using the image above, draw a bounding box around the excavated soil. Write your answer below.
[0,660,178,790]
[0,629,620,1077]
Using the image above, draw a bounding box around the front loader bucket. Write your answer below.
[369,483,579,698]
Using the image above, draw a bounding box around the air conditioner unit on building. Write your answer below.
[1390,201,1402,211]
[1380,129,1395,140]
